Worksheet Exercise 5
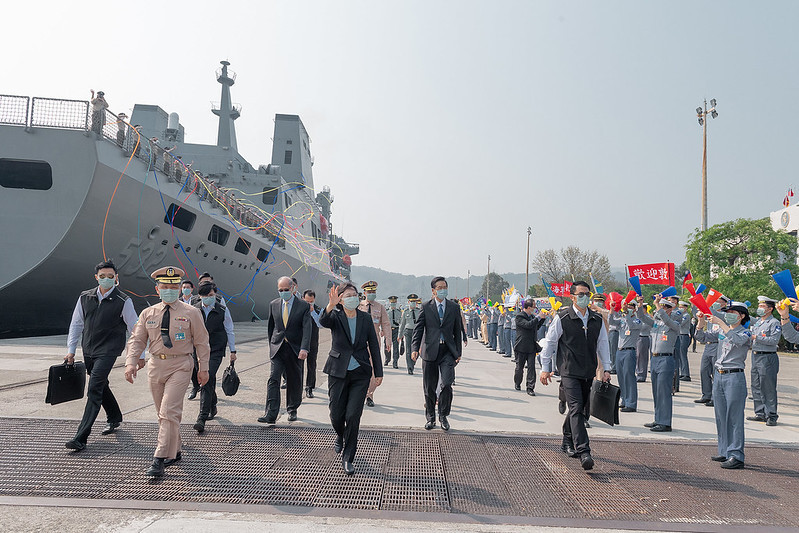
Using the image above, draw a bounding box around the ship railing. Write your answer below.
[0,95,29,126]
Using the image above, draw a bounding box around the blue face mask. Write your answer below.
[366,293,377,302]
[97,277,115,290]
[436,289,448,300]
[159,288,180,303]
[756,308,766,317]
[201,296,216,306]
[342,296,360,310]
[575,294,590,308]
[724,312,739,325]
[182,288,192,296]
[279,290,293,302]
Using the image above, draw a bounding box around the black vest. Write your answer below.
[197,302,228,354]
[80,287,129,357]
[556,307,603,379]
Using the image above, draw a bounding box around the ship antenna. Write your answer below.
[212,60,240,151]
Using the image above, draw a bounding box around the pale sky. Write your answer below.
[5,1,796,277]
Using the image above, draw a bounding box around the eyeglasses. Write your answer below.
[574,292,590,297]
[97,274,116,279]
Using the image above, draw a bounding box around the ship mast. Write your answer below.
[212,60,240,151]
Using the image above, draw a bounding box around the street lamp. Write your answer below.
[697,98,718,232]
[525,227,532,297]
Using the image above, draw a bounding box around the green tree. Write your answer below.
[475,272,509,303]
[527,285,547,297]
[685,218,799,304]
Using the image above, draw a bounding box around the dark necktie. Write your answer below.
[161,305,173,348]
[438,303,445,341]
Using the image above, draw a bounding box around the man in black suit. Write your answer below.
[258,276,312,424]
[411,276,463,431]
[514,299,543,396]
[302,289,321,398]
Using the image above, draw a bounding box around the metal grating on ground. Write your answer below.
[0,417,798,529]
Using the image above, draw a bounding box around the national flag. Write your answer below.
[682,270,693,285]
[589,272,604,295]
[790,188,795,198]
[543,283,555,298]
[784,196,790,208]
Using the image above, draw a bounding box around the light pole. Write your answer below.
[696,98,718,232]
[467,269,470,301]
[487,255,491,302]
[525,227,531,297]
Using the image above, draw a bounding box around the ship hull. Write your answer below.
[0,126,337,337]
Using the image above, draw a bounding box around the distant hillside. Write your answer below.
[350,265,543,300]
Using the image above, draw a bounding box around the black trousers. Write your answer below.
[190,353,200,391]
[265,343,304,417]
[390,328,400,365]
[561,376,593,455]
[75,354,122,443]
[305,345,318,390]
[422,344,456,420]
[199,351,225,418]
[327,365,371,462]
[514,351,537,391]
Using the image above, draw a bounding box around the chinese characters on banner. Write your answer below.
[627,263,675,286]
[550,281,573,297]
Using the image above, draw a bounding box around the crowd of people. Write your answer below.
[62,263,793,477]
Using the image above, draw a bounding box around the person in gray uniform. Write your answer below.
[472,306,482,341]
[488,306,499,350]
[636,302,652,382]
[608,300,643,412]
[398,294,421,374]
[497,308,506,355]
[386,296,402,368]
[707,301,752,469]
[747,296,782,426]
[676,301,693,381]
[509,306,518,362]
[503,307,514,359]
[638,296,681,432]
[693,308,722,407]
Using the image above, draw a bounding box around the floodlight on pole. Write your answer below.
[696,98,718,232]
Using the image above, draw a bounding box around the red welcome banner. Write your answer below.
[550,281,572,297]
[627,263,675,286]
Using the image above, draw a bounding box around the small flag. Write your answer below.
[784,196,790,208]
[790,188,795,198]
[589,272,604,295]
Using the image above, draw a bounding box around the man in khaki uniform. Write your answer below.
[359,280,392,407]
[125,266,210,477]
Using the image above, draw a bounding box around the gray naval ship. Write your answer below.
[0,61,359,337]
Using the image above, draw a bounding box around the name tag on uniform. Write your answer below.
[146,319,158,328]
[373,319,379,324]
[661,334,668,342]
[175,332,186,341]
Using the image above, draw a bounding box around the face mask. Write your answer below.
[436,289,448,300]
[366,293,377,301]
[724,312,739,325]
[711,303,722,310]
[575,294,590,307]
[97,277,115,290]
[409,302,416,309]
[159,288,180,303]
[390,303,397,309]
[594,302,604,309]
[756,308,766,317]
[342,296,360,310]
[201,296,216,306]
[182,288,192,296]
[278,290,293,301]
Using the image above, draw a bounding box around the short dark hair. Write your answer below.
[198,283,216,296]
[303,289,316,298]
[292,277,298,286]
[570,281,590,294]
[95,260,117,273]
[182,280,194,288]
[431,276,447,289]
[523,299,535,309]
[199,272,213,280]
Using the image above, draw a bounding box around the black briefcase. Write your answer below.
[589,380,621,426]
[45,361,87,405]
[221,360,240,396]
[399,338,405,356]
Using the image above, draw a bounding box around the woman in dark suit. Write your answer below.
[319,281,383,475]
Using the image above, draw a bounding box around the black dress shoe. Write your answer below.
[193,417,206,433]
[705,401,714,407]
[207,405,217,420]
[384,359,391,366]
[306,388,314,399]
[584,420,591,428]
[580,453,595,470]
[393,363,398,369]
[620,407,637,412]
[439,416,450,431]
[561,443,578,457]
[187,388,199,400]
[694,398,710,403]
[644,422,656,428]
[408,370,414,375]
[679,376,691,382]
[164,452,182,467]
[636,378,646,383]
[343,459,355,475]
[424,420,436,430]
[280,381,287,390]
[365,397,374,407]
[257,415,277,425]
[720,457,745,469]
[650,424,672,432]
[101,422,120,435]
[287,411,298,422]
[65,439,86,451]
[334,436,343,454]
[711,455,726,462]
[146,458,165,477]
[514,384,521,391]
[766,419,777,426]
[558,401,566,414]
[527,389,536,396]
[746,415,766,422]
